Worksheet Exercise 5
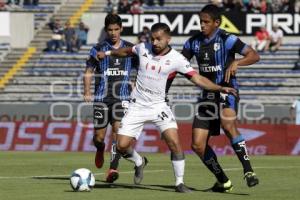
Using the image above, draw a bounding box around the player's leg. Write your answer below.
[105,101,128,182]
[221,107,259,187]
[117,134,147,184]
[162,128,191,193]
[93,103,110,169]
[105,121,121,183]
[191,103,232,192]
[154,103,191,193]
[116,102,147,184]
[93,128,106,168]
[192,128,231,190]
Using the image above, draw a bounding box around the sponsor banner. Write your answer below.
[0,122,300,155]
[120,12,300,36]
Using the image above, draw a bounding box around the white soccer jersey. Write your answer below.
[131,42,196,105]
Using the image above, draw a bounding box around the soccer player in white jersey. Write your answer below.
[97,23,236,193]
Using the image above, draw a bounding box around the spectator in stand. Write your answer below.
[251,26,269,52]
[130,0,143,14]
[259,0,272,13]
[45,20,64,52]
[223,0,235,11]
[64,21,76,53]
[6,0,23,8]
[118,0,130,13]
[48,18,59,31]
[158,0,164,6]
[280,0,295,12]
[248,0,261,13]
[24,0,38,6]
[271,0,283,12]
[75,21,89,50]
[265,25,284,52]
[105,0,115,13]
[146,0,164,6]
[145,0,155,6]
[0,0,6,9]
[137,26,150,43]
[210,0,224,8]
[223,0,244,11]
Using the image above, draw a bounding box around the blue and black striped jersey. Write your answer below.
[86,39,137,102]
[183,28,247,92]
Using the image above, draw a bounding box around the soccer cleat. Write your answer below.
[175,183,192,193]
[106,169,119,183]
[209,180,233,193]
[244,172,259,187]
[133,157,148,185]
[95,145,105,168]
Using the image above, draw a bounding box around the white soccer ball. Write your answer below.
[70,168,95,192]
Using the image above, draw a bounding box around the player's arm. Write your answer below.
[83,67,93,102]
[190,73,237,95]
[84,48,98,102]
[181,39,194,60]
[225,37,260,83]
[96,47,134,59]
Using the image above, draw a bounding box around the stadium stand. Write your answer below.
[0,0,300,106]
[143,0,205,12]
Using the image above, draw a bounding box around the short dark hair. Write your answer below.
[200,4,221,22]
[105,14,122,29]
[151,23,171,35]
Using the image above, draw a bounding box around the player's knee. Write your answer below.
[168,140,182,154]
[191,143,205,155]
[116,142,128,153]
[93,136,105,149]
[221,123,235,133]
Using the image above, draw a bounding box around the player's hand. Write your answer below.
[83,92,92,102]
[96,51,105,60]
[220,87,237,97]
[225,60,239,83]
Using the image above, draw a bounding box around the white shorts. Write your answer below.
[118,102,177,139]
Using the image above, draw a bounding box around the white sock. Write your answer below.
[125,149,143,166]
[172,160,185,186]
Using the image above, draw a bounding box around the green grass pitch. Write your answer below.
[1,152,300,200]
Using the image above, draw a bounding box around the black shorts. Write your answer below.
[93,101,129,129]
[192,93,239,136]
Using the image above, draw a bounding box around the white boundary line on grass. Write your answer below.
[0,166,300,180]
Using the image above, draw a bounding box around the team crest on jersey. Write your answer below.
[214,43,220,51]
[204,52,209,61]
[143,53,148,58]
[114,59,121,66]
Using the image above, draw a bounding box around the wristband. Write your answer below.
[105,51,111,56]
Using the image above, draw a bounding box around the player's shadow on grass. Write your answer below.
[94,180,174,192]
[32,176,69,181]
[148,184,249,196]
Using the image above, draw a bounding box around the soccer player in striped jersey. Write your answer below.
[182,4,260,192]
[84,14,137,183]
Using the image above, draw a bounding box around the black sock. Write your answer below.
[93,136,105,150]
[231,136,253,174]
[201,145,229,183]
[109,141,121,170]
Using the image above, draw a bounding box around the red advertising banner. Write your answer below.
[1,122,300,155]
